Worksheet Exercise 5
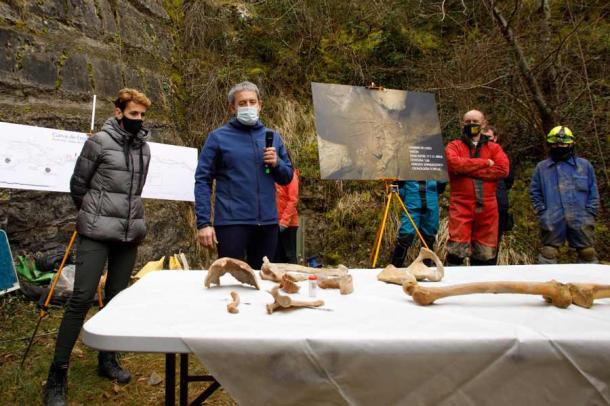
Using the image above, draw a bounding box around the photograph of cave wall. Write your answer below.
[312,82,448,181]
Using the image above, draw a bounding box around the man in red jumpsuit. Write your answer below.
[445,110,509,266]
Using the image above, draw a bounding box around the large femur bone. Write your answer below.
[260,256,348,282]
[403,280,573,308]
[266,286,324,314]
[205,257,260,290]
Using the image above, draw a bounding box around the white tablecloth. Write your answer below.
[83,264,610,405]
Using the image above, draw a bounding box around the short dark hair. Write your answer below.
[482,125,498,138]
[114,88,151,111]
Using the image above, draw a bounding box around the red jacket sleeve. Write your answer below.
[470,144,509,181]
[279,171,299,226]
[445,141,490,175]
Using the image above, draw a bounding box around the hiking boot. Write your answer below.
[43,362,68,406]
[98,352,131,384]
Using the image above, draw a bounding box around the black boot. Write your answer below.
[471,257,496,266]
[98,352,131,384]
[445,253,464,266]
[390,234,415,267]
[43,362,68,406]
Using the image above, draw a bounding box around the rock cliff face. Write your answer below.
[0,1,198,267]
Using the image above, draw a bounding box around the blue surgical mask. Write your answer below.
[236,106,259,126]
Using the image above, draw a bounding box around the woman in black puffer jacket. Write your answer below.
[44,89,151,406]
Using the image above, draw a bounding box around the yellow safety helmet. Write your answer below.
[546,126,574,144]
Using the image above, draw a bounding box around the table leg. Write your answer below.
[180,354,189,406]
[165,353,176,406]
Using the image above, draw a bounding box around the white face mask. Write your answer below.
[236,106,259,126]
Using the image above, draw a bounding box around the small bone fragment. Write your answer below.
[405,248,444,282]
[567,283,610,308]
[266,286,324,314]
[403,280,573,308]
[280,274,300,294]
[317,275,354,295]
[378,265,417,285]
[205,257,260,290]
[227,291,240,314]
[261,257,349,283]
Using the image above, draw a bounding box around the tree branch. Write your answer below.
[485,0,557,133]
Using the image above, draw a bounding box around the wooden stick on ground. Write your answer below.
[403,280,573,308]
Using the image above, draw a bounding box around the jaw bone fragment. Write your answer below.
[378,247,444,285]
[261,256,349,283]
[317,275,354,295]
[266,286,324,314]
[205,257,260,290]
[403,280,573,308]
[227,291,240,314]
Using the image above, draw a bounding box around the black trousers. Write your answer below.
[53,235,138,365]
[215,224,278,269]
[275,226,298,264]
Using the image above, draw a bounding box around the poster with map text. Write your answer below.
[0,122,197,201]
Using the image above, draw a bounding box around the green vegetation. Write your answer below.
[0,294,236,405]
[174,0,608,265]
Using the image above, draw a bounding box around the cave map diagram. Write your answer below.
[0,121,197,202]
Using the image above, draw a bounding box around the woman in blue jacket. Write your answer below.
[194,82,293,269]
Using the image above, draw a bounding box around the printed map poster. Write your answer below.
[311,82,448,181]
[0,122,197,201]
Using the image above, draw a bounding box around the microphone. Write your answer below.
[265,131,274,175]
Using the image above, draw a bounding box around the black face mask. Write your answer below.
[463,123,481,138]
[549,146,573,162]
[120,115,143,136]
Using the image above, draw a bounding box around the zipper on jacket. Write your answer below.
[125,146,135,241]
[250,129,261,223]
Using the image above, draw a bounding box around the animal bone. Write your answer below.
[317,275,354,295]
[378,248,443,285]
[261,256,348,282]
[377,265,417,285]
[405,248,444,282]
[280,274,300,294]
[205,257,260,290]
[567,283,610,308]
[266,286,324,314]
[403,280,573,308]
[227,291,240,314]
